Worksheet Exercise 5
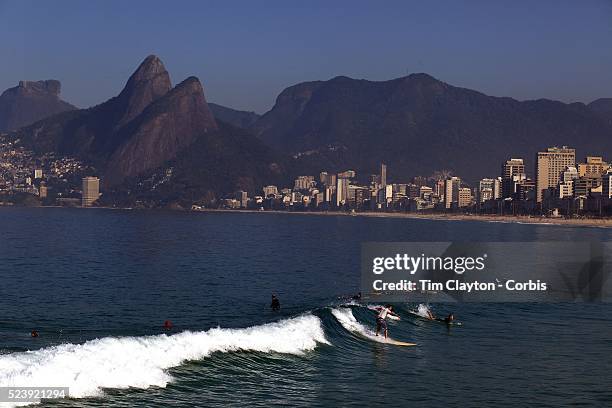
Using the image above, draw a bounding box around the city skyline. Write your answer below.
[219,145,611,217]
[2,129,611,214]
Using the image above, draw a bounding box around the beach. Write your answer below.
[195,208,612,228]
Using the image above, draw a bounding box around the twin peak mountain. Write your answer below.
[15,55,281,192]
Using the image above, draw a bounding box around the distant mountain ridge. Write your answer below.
[252,74,612,182]
[0,80,75,132]
[208,103,260,129]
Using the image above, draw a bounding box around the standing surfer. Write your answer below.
[374,304,400,338]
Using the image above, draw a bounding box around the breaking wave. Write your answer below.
[331,307,379,339]
[0,314,328,404]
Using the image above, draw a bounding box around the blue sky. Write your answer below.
[1,0,611,113]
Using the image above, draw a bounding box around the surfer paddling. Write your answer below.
[271,294,281,311]
[374,304,400,338]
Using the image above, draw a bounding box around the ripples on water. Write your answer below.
[0,208,611,407]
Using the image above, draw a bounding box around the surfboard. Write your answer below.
[362,332,416,346]
[383,338,417,347]
[407,310,463,326]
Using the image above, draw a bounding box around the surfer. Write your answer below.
[415,304,436,320]
[444,313,455,324]
[271,294,281,311]
[374,304,400,338]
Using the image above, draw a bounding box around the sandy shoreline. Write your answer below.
[3,205,611,228]
[195,208,612,228]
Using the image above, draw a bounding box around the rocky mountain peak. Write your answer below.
[115,54,172,127]
[17,80,62,96]
[0,80,75,132]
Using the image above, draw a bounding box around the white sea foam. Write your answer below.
[0,314,328,406]
[331,307,380,339]
[415,303,432,318]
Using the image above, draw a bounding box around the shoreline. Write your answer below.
[196,208,612,229]
[3,205,612,228]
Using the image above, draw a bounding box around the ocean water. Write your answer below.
[0,208,611,407]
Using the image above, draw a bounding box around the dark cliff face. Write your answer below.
[252,75,612,182]
[13,56,174,159]
[104,77,217,186]
[113,55,173,128]
[0,80,75,131]
[14,56,220,187]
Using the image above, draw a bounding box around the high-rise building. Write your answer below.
[407,184,420,199]
[263,185,278,197]
[444,177,461,209]
[578,156,607,178]
[562,166,578,183]
[235,190,248,208]
[502,158,525,179]
[338,170,356,179]
[336,177,349,207]
[536,146,576,202]
[458,187,472,208]
[515,179,536,201]
[354,187,369,208]
[478,178,496,203]
[501,158,526,198]
[394,183,408,196]
[601,173,612,199]
[294,176,315,190]
[558,181,573,199]
[574,177,600,198]
[493,177,502,199]
[319,172,336,187]
[419,186,433,200]
[435,179,445,200]
[380,163,387,188]
[82,177,100,207]
[38,182,47,199]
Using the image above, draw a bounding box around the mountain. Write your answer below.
[12,56,282,195]
[104,120,287,208]
[0,80,75,132]
[13,55,174,161]
[588,98,612,124]
[252,74,612,182]
[208,103,260,128]
[104,77,217,185]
